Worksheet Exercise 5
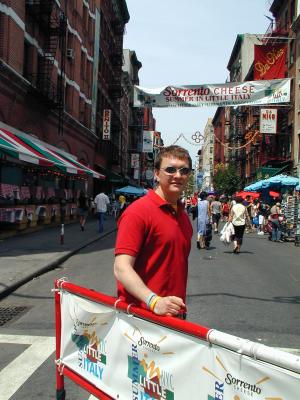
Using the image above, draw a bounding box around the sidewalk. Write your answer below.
[0,215,117,299]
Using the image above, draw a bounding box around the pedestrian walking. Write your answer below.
[117,194,127,220]
[195,191,210,249]
[114,145,193,318]
[221,199,230,222]
[269,202,284,242]
[94,190,110,233]
[229,196,251,254]
[77,190,89,231]
[211,195,222,233]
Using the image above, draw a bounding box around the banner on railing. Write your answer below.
[133,79,290,108]
[59,291,300,400]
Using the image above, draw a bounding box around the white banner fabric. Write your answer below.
[60,292,300,400]
[134,79,290,108]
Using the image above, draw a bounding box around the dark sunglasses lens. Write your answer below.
[165,167,177,174]
[180,168,190,175]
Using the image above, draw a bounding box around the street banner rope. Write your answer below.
[54,279,300,400]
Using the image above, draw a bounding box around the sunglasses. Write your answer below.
[160,166,191,176]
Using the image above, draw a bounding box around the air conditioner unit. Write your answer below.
[67,49,74,60]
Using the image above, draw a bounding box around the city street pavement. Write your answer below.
[0,215,117,300]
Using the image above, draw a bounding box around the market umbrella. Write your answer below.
[265,174,299,187]
[245,175,299,191]
[244,180,266,191]
[115,185,147,196]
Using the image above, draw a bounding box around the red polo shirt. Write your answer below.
[115,190,193,307]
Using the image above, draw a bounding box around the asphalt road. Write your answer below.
[0,220,299,399]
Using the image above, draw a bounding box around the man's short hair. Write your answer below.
[154,145,192,170]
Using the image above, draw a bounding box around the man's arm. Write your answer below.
[114,254,185,316]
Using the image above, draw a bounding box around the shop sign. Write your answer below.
[102,110,111,141]
[260,109,277,134]
[254,44,287,80]
[133,168,139,179]
[142,131,154,153]
[134,79,290,108]
[131,153,140,168]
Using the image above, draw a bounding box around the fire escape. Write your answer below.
[109,21,124,166]
[25,0,67,135]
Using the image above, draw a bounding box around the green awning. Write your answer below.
[256,167,285,180]
[107,171,124,183]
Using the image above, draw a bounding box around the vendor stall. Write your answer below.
[0,128,104,237]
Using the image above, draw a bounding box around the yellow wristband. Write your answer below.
[150,296,161,312]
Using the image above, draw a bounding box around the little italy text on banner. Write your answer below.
[133,78,290,108]
[59,291,300,400]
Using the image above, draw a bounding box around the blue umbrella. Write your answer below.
[266,174,299,187]
[244,180,266,191]
[115,185,147,196]
[296,184,300,191]
[245,175,299,191]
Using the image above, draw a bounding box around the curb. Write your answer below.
[0,227,117,300]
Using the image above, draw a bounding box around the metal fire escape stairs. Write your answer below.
[25,0,67,135]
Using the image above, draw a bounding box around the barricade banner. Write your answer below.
[58,288,300,400]
[133,78,290,108]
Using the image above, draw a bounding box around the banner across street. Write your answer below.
[133,78,290,108]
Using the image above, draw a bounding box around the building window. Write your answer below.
[23,40,33,81]
[79,97,85,123]
[284,10,288,30]
[0,12,5,58]
[291,0,296,23]
[83,4,88,32]
[289,40,294,65]
[65,83,73,112]
[80,51,86,78]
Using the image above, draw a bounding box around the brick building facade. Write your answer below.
[0,0,130,195]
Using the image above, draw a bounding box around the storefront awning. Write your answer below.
[0,127,104,179]
[0,129,54,167]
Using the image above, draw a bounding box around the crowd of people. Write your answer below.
[182,191,288,253]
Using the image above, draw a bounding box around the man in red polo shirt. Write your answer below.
[114,145,193,317]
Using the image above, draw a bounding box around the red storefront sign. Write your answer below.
[254,44,287,80]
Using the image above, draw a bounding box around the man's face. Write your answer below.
[154,156,190,198]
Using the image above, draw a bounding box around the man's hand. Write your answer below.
[153,296,185,316]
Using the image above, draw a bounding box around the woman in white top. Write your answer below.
[229,196,250,254]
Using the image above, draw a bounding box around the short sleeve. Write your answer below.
[115,209,147,257]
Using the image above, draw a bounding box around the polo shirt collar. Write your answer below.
[147,189,184,211]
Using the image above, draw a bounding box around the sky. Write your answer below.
[123,0,274,166]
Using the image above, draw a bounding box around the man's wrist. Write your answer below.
[145,292,157,309]
[149,296,161,312]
